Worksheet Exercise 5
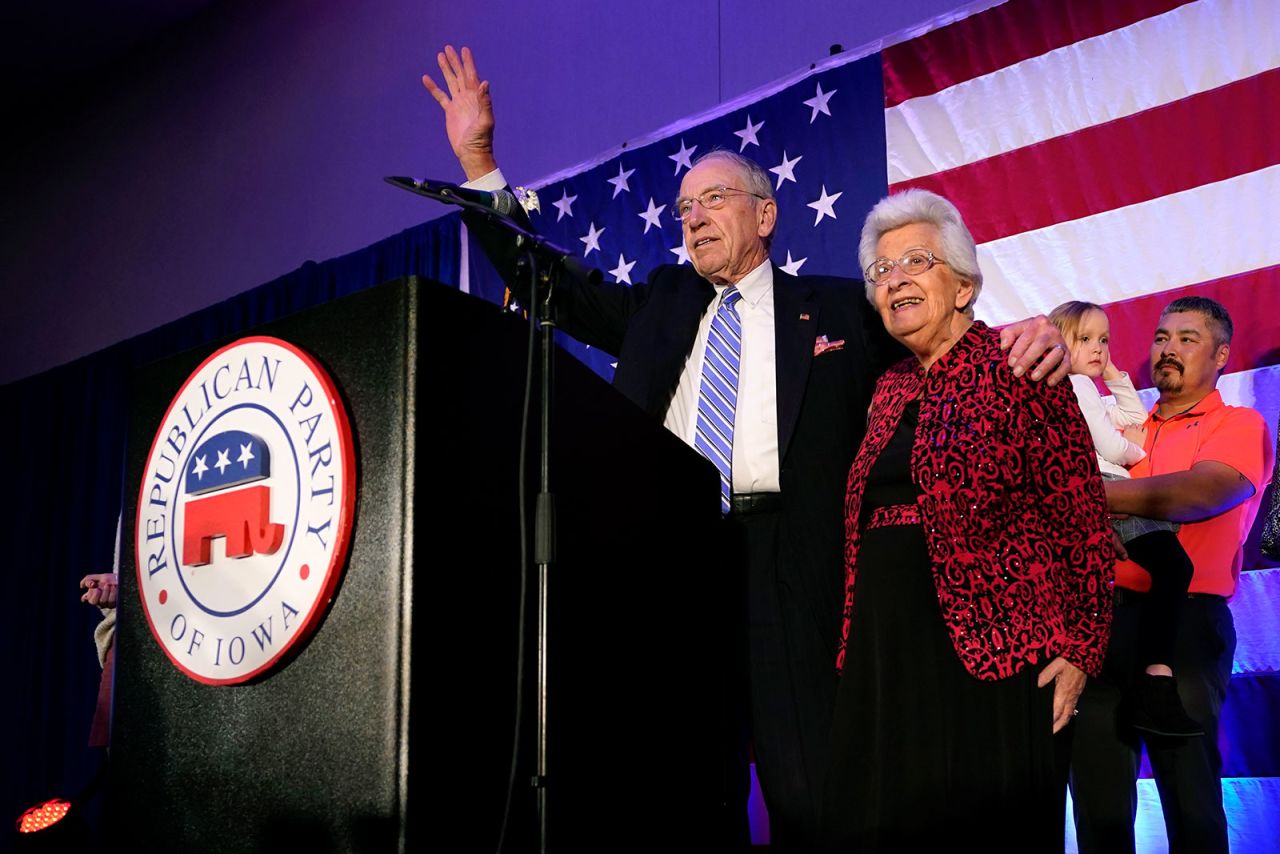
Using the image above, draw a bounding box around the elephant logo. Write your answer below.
[181,430,285,566]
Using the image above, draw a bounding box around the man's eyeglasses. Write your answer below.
[672,186,767,221]
[866,249,949,284]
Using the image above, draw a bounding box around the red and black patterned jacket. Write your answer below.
[836,322,1113,680]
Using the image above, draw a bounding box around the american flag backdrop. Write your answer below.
[468,50,890,381]
[882,0,1280,431]
[466,0,1279,847]
[469,0,1280,437]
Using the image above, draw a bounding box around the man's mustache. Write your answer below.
[1155,358,1183,372]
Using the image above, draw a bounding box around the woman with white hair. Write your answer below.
[820,189,1114,851]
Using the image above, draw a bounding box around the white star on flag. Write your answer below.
[215,448,231,474]
[580,221,606,256]
[607,162,636,198]
[803,81,837,123]
[780,251,808,275]
[769,150,802,190]
[552,189,578,221]
[808,185,843,225]
[460,50,895,397]
[668,139,697,175]
[238,442,255,468]
[192,454,208,480]
[609,253,637,284]
[638,198,667,234]
[733,115,764,151]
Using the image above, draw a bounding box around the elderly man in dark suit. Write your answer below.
[424,46,1069,852]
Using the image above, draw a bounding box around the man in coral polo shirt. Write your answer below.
[1070,296,1274,854]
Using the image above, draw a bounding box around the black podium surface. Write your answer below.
[111,277,726,852]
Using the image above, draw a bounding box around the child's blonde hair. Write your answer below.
[1049,300,1104,344]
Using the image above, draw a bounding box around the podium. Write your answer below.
[110,277,727,852]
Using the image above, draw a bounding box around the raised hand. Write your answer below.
[422,45,498,181]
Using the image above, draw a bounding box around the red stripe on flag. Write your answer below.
[1094,265,1280,387]
[891,69,1280,244]
[883,0,1194,108]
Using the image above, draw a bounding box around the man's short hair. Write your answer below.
[1162,296,1234,347]
[687,150,776,249]
[689,150,776,201]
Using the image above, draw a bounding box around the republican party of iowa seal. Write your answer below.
[135,336,356,684]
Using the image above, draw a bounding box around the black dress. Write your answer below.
[820,400,1067,853]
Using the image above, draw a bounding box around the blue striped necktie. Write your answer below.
[694,287,744,514]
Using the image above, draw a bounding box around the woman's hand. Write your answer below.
[1038,656,1087,733]
[80,573,118,609]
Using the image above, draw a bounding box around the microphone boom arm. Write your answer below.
[385,176,602,287]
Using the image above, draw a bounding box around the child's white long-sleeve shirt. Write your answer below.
[1069,372,1149,478]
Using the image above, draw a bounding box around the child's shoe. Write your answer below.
[1128,674,1205,738]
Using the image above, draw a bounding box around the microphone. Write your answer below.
[384,176,519,216]
[385,175,602,286]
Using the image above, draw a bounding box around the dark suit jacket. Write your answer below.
[472,204,904,643]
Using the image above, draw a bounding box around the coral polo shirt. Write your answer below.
[1116,389,1273,597]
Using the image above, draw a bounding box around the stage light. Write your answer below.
[15,799,71,834]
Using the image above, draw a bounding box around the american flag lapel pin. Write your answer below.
[799,312,811,321]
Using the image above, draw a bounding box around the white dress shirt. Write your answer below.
[663,260,780,494]
[464,168,508,192]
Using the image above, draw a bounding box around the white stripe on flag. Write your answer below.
[973,164,1280,325]
[1231,567,1280,675]
[1212,364,1280,438]
[887,0,1280,184]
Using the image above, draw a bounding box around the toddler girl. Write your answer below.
[1051,301,1202,738]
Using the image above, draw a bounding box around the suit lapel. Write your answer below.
[644,270,715,417]
[773,266,818,462]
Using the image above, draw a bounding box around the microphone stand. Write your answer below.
[387,177,588,852]
[528,250,554,854]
